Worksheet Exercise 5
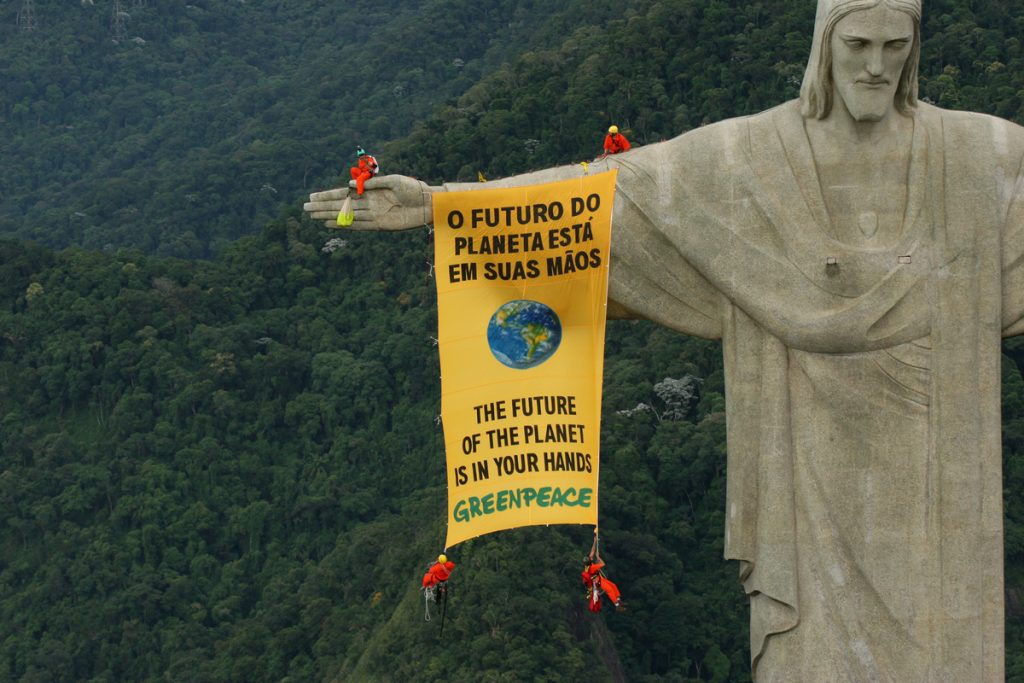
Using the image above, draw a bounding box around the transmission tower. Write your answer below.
[111,0,127,41]
[17,0,37,32]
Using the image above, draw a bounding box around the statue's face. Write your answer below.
[829,5,914,123]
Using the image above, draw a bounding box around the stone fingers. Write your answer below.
[306,208,343,220]
[304,198,345,217]
[304,189,347,220]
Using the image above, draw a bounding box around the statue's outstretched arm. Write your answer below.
[304,163,601,232]
[302,158,716,331]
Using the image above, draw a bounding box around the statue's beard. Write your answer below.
[835,82,898,122]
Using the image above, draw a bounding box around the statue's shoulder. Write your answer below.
[916,101,1024,160]
[915,100,1022,128]
[652,101,799,167]
[665,100,798,143]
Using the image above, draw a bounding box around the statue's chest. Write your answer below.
[772,152,930,299]
[817,162,909,248]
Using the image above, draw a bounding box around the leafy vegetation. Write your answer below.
[387,0,1024,184]
[3,0,1024,681]
[0,0,634,257]
[0,225,745,681]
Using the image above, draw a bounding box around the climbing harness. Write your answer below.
[587,578,603,608]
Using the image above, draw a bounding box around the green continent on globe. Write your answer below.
[521,323,551,360]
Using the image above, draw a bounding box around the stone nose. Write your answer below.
[865,48,885,76]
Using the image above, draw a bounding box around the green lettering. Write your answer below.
[453,499,469,522]
[497,490,509,511]
[469,496,482,517]
[578,488,592,507]
[482,493,495,515]
[550,487,566,507]
[537,486,552,507]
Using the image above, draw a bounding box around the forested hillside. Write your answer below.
[0,224,747,681]
[387,0,1024,183]
[4,0,1024,681]
[0,0,619,256]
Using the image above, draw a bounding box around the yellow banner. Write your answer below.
[433,171,616,547]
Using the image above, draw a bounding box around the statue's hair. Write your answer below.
[800,0,921,119]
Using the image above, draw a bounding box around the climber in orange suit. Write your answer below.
[349,146,379,195]
[602,125,631,155]
[582,529,623,612]
[423,554,455,594]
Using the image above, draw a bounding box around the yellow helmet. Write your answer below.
[438,554,448,564]
[608,125,619,134]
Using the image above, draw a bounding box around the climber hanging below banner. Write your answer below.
[422,553,456,597]
[432,171,617,548]
[421,553,456,633]
[582,528,624,613]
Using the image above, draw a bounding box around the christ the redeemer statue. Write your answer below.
[305,1,1024,679]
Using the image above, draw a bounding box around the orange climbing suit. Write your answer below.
[422,560,455,588]
[349,154,379,195]
[603,133,631,155]
[582,561,622,612]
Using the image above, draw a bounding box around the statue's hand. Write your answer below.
[304,175,437,231]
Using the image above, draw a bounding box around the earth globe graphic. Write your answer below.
[486,300,562,369]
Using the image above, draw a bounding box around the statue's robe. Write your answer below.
[604,100,1024,681]
[446,99,1024,680]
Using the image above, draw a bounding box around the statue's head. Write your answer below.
[800,0,921,121]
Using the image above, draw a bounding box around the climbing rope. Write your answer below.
[424,586,434,621]
[438,584,449,639]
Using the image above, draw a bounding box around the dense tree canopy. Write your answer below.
[0,0,627,257]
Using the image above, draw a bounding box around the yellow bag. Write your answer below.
[335,197,354,227]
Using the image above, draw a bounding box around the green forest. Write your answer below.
[3,0,1024,681]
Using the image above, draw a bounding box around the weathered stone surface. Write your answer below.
[304,1,1024,679]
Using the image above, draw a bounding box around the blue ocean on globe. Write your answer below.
[486,300,562,369]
